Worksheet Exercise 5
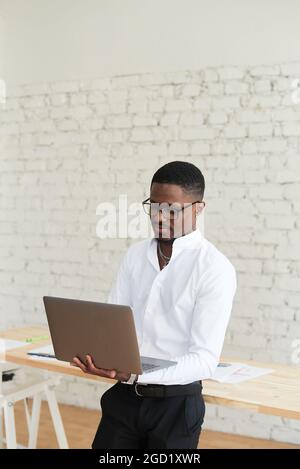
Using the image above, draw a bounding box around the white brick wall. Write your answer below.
[1,63,300,444]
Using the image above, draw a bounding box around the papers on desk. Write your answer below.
[0,339,28,361]
[211,362,274,384]
[0,339,28,352]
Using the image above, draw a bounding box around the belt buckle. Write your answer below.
[134,382,144,397]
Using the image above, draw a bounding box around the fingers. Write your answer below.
[70,355,118,379]
[72,356,88,372]
[85,355,116,378]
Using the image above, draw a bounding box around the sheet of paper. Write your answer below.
[224,365,274,384]
[211,362,247,382]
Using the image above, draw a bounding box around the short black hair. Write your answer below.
[151,161,205,199]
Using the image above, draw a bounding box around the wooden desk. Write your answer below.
[2,326,300,421]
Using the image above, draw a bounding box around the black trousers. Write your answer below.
[92,381,205,449]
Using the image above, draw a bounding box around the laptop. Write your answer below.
[42,296,177,375]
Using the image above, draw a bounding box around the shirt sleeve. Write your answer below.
[137,259,237,385]
[107,250,132,306]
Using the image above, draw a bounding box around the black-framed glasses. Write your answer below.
[142,197,205,219]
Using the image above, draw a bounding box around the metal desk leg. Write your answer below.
[3,401,17,449]
[28,392,42,449]
[44,384,68,449]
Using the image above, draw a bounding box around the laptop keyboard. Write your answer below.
[141,362,159,372]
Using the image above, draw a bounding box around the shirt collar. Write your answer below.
[147,228,203,271]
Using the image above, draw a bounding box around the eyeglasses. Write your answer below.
[142,197,205,219]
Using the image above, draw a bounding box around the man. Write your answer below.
[71,161,237,449]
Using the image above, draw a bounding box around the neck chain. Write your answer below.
[158,242,171,267]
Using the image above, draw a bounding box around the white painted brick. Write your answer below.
[166,99,192,112]
[253,79,272,93]
[205,156,235,169]
[276,170,300,183]
[239,153,265,169]
[109,102,128,114]
[168,142,189,155]
[50,93,68,106]
[208,111,228,124]
[284,184,300,199]
[159,113,179,126]
[218,67,244,80]
[246,95,281,108]
[85,77,112,90]
[207,83,224,96]
[250,65,280,76]
[165,71,190,84]
[272,109,300,122]
[238,273,273,288]
[274,275,300,292]
[106,115,132,128]
[111,74,140,88]
[193,97,211,110]
[236,110,270,123]
[281,62,300,76]
[181,84,201,97]
[133,115,157,127]
[179,111,204,126]
[266,215,295,230]
[259,200,292,214]
[203,69,219,82]
[212,96,240,109]
[282,123,300,136]
[87,91,106,104]
[244,170,266,183]
[249,184,283,200]
[83,118,104,130]
[0,109,25,123]
[190,142,210,155]
[180,126,215,140]
[225,81,249,95]
[51,81,80,93]
[223,125,246,138]
[128,99,148,113]
[139,73,171,86]
[57,119,79,131]
[263,260,291,274]
[276,242,300,261]
[160,85,175,98]
[70,93,87,106]
[107,90,127,102]
[234,259,262,273]
[130,128,153,142]
[211,141,235,155]
[258,138,287,153]
[249,123,273,137]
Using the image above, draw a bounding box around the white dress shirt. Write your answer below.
[107,228,237,385]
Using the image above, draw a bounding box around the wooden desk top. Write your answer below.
[2,326,300,420]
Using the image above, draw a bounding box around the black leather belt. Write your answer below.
[118,380,202,398]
